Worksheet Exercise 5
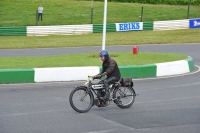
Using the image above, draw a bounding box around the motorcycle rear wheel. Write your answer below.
[113,87,136,109]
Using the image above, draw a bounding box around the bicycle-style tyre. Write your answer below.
[69,87,94,113]
[113,86,136,109]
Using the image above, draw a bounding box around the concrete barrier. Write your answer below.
[0,57,194,84]
[156,60,189,77]
[0,19,195,36]
[153,19,189,31]
[27,24,93,36]
[34,67,99,82]
[0,69,34,84]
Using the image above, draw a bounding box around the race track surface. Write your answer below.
[0,43,200,133]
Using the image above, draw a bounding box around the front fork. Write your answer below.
[80,87,91,101]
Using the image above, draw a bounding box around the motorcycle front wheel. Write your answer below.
[69,87,94,113]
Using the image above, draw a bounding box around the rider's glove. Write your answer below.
[93,74,102,79]
[93,72,107,79]
[101,72,107,76]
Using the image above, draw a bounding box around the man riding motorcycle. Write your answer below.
[93,50,121,101]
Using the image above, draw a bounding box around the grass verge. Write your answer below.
[0,0,199,26]
[0,52,188,69]
[0,29,200,49]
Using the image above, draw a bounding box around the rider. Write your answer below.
[93,50,121,101]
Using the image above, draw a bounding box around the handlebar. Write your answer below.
[88,76,94,81]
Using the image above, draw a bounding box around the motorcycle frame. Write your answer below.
[86,80,120,101]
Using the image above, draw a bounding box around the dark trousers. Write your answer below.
[38,13,43,21]
[99,77,119,92]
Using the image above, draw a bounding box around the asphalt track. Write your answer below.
[0,43,200,133]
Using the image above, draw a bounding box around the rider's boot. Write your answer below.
[93,98,100,106]
[100,90,110,101]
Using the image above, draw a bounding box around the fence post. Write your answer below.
[36,9,38,26]
[140,6,144,22]
[91,7,93,24]
[187,0,191,19]
[90,0,94,24]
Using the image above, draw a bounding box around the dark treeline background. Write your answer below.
[80,0,200,5]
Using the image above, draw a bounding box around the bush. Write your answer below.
[86,0,200,5]
[90,52,119,58]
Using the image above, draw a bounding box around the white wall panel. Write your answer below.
[154,19,189,31]
[27,24,93,36]
[156,60,189,77]
[34,67,99,82]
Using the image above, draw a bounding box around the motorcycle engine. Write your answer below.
[97,90,105,97]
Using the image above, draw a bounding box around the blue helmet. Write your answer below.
[99,50,109,60]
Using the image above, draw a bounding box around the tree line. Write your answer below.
[85,0,199,5]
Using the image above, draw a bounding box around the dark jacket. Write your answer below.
[102,57,121,80]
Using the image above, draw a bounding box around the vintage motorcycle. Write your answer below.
[69,76,136,113]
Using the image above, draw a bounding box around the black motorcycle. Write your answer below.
[69,76,136,113]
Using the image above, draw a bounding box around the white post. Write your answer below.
[102,0,107,50]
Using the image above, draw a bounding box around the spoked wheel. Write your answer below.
[113,87,136,109]
[69,87,94,113]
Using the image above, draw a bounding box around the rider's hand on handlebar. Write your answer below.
[93,74,102,79]
[93,72,107,79]
[101,72,107,76]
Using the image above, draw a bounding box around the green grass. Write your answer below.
[0,52,188,69]
[0,0,199,26]
[0,29,200,49]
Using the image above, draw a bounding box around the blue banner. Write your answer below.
[189,19,200,29]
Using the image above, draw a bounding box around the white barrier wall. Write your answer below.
[34,67,100,82]
[27,24,93,36]
[33,60,191,82]
[156,60,190,77]
[154,19,189,31]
